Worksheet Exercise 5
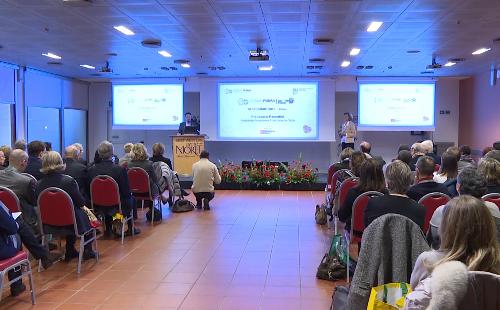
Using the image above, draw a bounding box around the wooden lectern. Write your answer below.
[171,135,205,176]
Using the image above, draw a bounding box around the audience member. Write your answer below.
[397,150,412,167]
[13,140,27,152]
[458,145,476,169]
[485,149,500,163]
[405,195,500,309]
[409,143,426,171]
[192,150,221,210]
[64,145,89,201]
[364,160,426,229]
[339,159,387,232]
[72,143,87,166]
[331,147,353,172]
[0,145,11,167]
[482,146,493,157]
[421,140,440,165]
[150,143,173,170]
[25,140,46,180]
[428,167,500,248]
[87,141,139,235]
[433,151,458,184]
[118,142,134,167]
[128,143,160,197]
[407,156,451,202]
[0,149,39,231]
[350,151,366,177]
[35,151,97,261]
[0,150,5,170]
[360,141,386,167]
[44,142,52,152]
[478,158,500,194]
[0,201,58,296]
[493,141,500,151]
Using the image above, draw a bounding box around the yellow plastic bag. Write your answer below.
[367,282,411,310]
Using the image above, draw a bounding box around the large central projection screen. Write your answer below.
[218,82,319,140]
[358,81,436,131]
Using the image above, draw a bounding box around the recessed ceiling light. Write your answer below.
[80,64,95,69]
[42,52,62,60]
[113,25,134,36]
[258,65,273,71]
[444,62,456,67]
[350,48,361,56]
[472,47,491,55]
[307,71,320,74]
[421,71,434,74]
[181,63,191,68]
[341,61,350,67]
[309,58,325,63]
[158,50,172,58]
[356,65,365,69]
[407,50,421,54]
[313,38,334,45]
[367,21,383,32]
[365,65,374,69]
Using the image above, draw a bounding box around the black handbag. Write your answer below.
[316,254,347,281]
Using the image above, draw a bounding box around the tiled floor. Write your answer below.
[2,190,342,309]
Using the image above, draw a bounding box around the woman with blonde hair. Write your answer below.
[405,195,500,309]
[35,151,96,261]
[478,157,500,194]
[127,143,160,196]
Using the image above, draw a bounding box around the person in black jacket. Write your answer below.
[87,141,139,235]
[407,156,451,202]
[36,151,97,261]
[338,159,388,233]
[25,140,46,180]
[178,112,200,135]
[364,160,426,230]
[64,145,89,203]
[150,142,173,170]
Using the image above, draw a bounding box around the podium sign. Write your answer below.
[172,135,205,175]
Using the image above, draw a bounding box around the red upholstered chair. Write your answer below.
[127,167,161,224]
[325,164,337,193]
[37,187,98,274]
[345,190,385,282]
[90,175,135,244]
[328,169,355,206]
[482,193,500,210]
[0,251,35,304]
[434,164,440,173]
[0,186,21,213]
[418,192,451,233]
[333,177,358,234]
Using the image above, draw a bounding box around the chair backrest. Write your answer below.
[90,175,122,212]
[326,164,337,190]
[331,169,355,195]
[482,193,500,210]
[0,186,21,213]
[418,192,451,232]
[350,191,385,243]
[37,187,76,233]
[127,167,152,199]
[336,177,359,210]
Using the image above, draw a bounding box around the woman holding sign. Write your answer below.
[340,112,357,150]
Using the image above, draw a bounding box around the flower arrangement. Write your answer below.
[247,161,282,186]
[284,159,319,184]
[218,160,244,183]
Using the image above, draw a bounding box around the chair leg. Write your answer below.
[93,230,99,262]
[141,200,144,211]
[27,261,36,305]
[77,235,84,274]
[132,216,135,237]
[0,270,4,302]
[121,220,125,245]
[38,235,45,273]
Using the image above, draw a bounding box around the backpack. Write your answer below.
[315,204,327,225]
[146,207,162,222]
[171,199,195,213]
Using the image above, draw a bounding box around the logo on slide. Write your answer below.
[303,125,312,133]
[238,98,249,105]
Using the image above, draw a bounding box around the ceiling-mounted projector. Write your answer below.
[426,57,442,69]
[249,48,269,61]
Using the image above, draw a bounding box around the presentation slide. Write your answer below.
[218,82,319,140]
[358,83,435,131]
[112,84,183,130]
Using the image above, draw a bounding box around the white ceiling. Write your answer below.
[1,0,500,79]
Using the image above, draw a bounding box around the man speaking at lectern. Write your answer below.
[178,112,200,135]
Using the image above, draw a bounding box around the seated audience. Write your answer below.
[127,143,160,197]
[428,167,500,248]
[87,141,139,235]
[150,142,173,170]
[64,145,89,201]
[494,141,500,151]
[0,149,39,232]
[409,143,425,171]
[0,202,58,296]
[192,150,221,210]
[350,151,366,177]
[458,145,476,170]
[44,142,52,152]
[35,151,97,261]
[397,150,412,167]
[433,151,458,184]
[398,144,411,153]
[25,140,46,180]
[0,150,5,170]
[0,145,11,167]
[359,141,386,167]
[338,159,387,232]
[331,147,353,173]
[421,140,440,165]
[364,160,426,230]
[13,139,27,152]
[72,143,87,166]
[478,158,500,194]
[485,149,500,163]
[118,142,133,167]
[407,156,451,202]
[482,146,494,157]
[405,195,500,309]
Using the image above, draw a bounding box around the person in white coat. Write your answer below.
[340,112,356,150]
[191,150,221,210]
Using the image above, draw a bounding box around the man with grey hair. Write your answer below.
[72,143,87,166]
[88,141,140,236]
[421,139,441,165]
[64,145,89,201]
[409,143,426,171]
[407,156,450,202]
[13,139,27,152]
[364,160,426,230]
